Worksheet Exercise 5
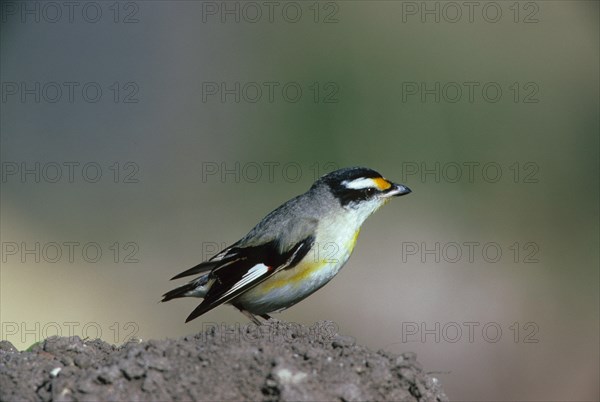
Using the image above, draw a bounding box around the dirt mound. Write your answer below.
[0,320,447,401]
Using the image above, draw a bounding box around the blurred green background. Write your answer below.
[1,1,598,400]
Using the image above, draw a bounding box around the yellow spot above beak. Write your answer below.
[373,177,392,190]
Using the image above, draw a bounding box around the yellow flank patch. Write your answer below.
[349,229,360,252]
[373,177,392,190]
[260,229,361,292]
[260,260,325,291]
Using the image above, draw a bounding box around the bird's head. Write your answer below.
[313,167,411,219]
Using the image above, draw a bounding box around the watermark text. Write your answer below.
[201,81,339,103]
[2,241,140,264]
[1,1,140,24]
[401,2,540,24]
[399,161,539,184]
[401,321,540,343]
[1,321,140,345]
[1,81,140,103]
[2,162,140,184]
[200,1,340,24]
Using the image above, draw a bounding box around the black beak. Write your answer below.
[383,183,411,197]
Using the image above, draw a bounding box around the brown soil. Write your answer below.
[0,320,447,401]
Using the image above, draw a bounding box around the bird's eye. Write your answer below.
[365,188,376,195]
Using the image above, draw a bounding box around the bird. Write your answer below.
[162,166,411,324]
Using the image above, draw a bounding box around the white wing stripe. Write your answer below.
[216,263,269,302]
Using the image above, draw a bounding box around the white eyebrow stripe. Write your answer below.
[342,177,377,190]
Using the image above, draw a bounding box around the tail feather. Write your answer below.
[162,276,209,302]
[161,283,195,302]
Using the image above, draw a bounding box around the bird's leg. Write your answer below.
[234,305,263,325]
[259,313,272,320]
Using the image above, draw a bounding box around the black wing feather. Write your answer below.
[170,246,241,280]
[170,260,221,280]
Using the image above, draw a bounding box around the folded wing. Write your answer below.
[184,235,314,322]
